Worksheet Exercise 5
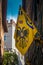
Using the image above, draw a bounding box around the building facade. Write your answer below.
[4,20,16,51]
[0,0,8,64]
[22,0,43,36]
[22,0,43,65]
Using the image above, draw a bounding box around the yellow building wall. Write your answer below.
[0,0,4,57]
[1,26,4,56]
[0,1,2,40]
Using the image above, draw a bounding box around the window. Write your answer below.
[4,35,6,40]
[34,0,37,21]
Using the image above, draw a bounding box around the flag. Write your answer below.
[14,7,37,55]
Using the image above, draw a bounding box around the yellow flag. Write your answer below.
[14,7,37,55]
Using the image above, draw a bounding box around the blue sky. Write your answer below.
[7,0,22,22]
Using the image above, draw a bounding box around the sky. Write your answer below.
[7,0,22,22]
